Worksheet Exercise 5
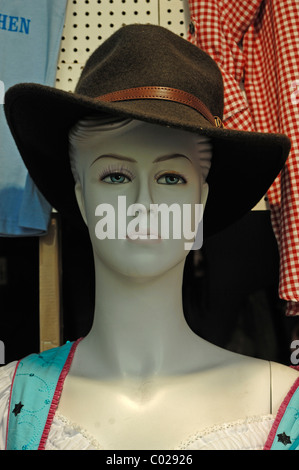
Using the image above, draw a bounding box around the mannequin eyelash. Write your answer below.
[155,171,188,183]
[98,165,136,181]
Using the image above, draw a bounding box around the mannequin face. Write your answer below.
[71,120,210,280]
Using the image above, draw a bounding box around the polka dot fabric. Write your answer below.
[187,0,299,315]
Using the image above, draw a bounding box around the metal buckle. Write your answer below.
[214,116,224,128]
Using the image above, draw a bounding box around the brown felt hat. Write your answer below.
[4,23,291,237]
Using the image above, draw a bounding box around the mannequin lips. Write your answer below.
[126,229,162,243]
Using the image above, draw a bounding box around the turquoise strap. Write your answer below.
[271,383,299,450]
[6,341,74,450]
[289,434,299,450]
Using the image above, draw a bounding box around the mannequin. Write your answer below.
[53,118,297,450]
[1,23,298,451]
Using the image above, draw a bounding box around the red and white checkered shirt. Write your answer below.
[188,0,299,316]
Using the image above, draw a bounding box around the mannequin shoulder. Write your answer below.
[210,351,298,417]
[270,361,299,414]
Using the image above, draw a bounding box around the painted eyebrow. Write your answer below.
[90,153,190,167]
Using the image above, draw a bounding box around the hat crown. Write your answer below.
[75,24,224,119]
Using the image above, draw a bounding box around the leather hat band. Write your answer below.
[95,86,224,128]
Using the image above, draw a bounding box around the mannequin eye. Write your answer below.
[98,165,135,184]
[157,173,187,185]
[101,172,131,184]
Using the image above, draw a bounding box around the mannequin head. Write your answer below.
[69,118,211,280]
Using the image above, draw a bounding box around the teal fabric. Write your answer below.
[6,341,74,450]
[270,383,299,450]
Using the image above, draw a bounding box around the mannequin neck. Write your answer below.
[77,251,207,379]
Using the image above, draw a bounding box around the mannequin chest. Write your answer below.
[56,363,271,450]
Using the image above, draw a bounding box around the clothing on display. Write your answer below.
[0,0,67,236]
[187,0,299,316]
[0,340,298,450]
[1,22,297,452]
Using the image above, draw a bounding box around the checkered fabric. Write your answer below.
[187,0,299,316]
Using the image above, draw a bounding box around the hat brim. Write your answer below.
[4,83,291,237]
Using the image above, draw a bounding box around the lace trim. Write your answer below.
[54,413,104,450]
[53,412,274,451]
[176,414,275,450]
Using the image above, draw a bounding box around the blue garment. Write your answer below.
[0,0,67,236]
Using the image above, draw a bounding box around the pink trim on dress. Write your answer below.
[264,374,299,450]
[5,360,21,450]
[38,338,83,450]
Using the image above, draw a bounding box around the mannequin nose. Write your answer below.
[126,180,159,233]
[133,181,155,214]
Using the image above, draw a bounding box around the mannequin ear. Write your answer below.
[74,181,88,225]
[201,182,209,210]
